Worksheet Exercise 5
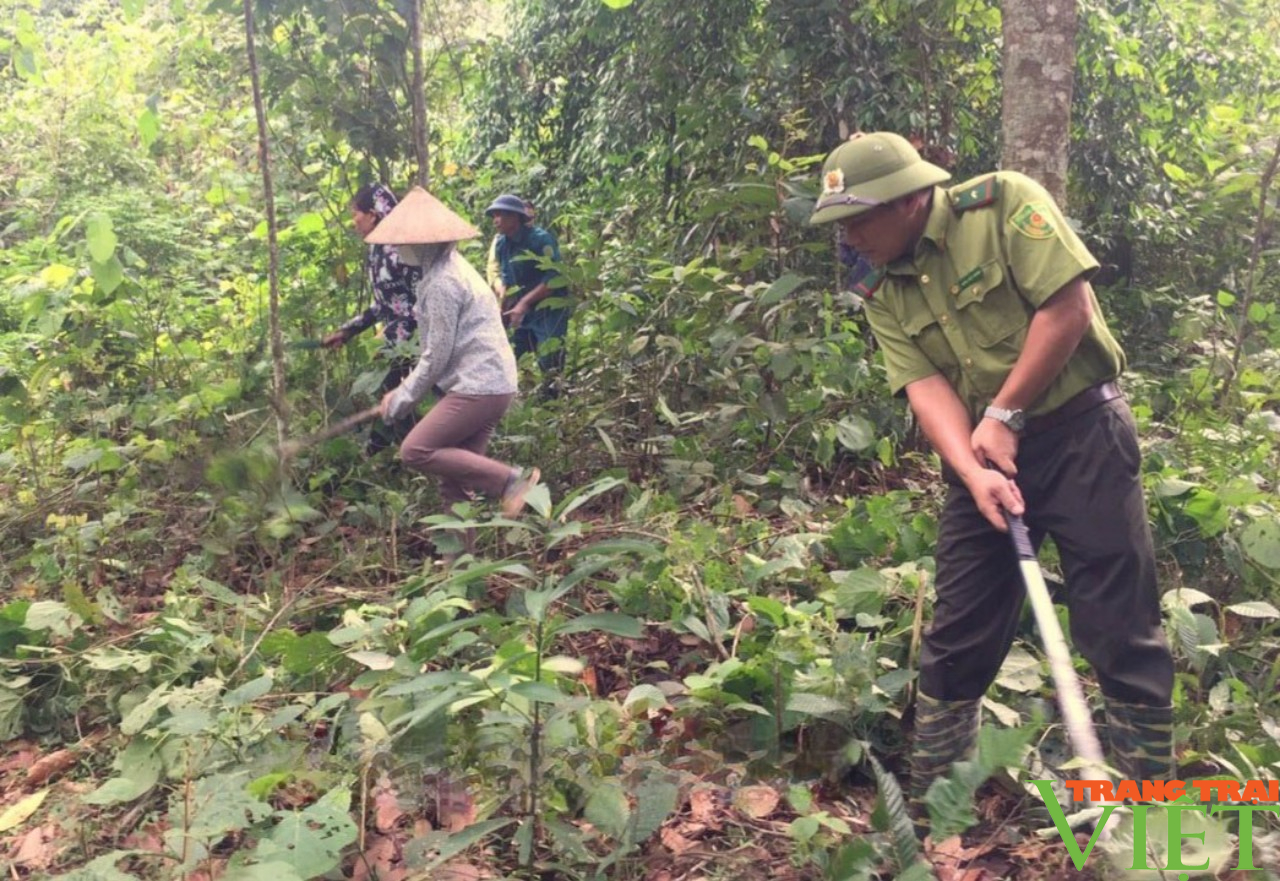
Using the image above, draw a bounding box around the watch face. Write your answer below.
[1009,411,1026,431]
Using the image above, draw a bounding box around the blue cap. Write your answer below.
[484,194,533,219]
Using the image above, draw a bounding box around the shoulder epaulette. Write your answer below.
[950,176,1000,213]
[852,267,886,300]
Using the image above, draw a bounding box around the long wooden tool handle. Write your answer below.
[281,405,383,458]
[1005,511,1109,783]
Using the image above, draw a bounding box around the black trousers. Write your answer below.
[920,398,1174,706]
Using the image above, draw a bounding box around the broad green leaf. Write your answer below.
[223,673,273,707]
[121,685,171,735]
[167,776,272,852]
[1152,477,1195,497]
[137,108,159,147]
[555,612,644,638]
[995,645,1043,693]
[255,788,356,878]
[585,782,630,838]
[1161,587,1214,610]
[1241,517,1280,569]
[410,818,515,873]
[623,684,668,712]
[509,681,567,705]
[1225,601,1280,619]
[835,415,876,452]
[86,213,117,263]
[633,777,679,840]
[84,741,162,805]
[746,595,787,627]
[346,650,396,670]
[760,273,806,306]
[83,647,153,673]
[358,712,390,746]
[222,864,304,881]
[283,632,343,675]
[540,655,584,675]
[292,212,325,234]
[24,601,80,637]
[523,483,553,518]
[785,692,848,717]
[92,256,124,294]
[0,687,23,741]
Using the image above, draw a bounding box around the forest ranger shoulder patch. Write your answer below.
[1010,202,1057,239]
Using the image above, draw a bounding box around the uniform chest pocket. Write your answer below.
[952,262,1030,348]
[898,306,954,369]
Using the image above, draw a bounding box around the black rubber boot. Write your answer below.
[1105,699,1174,781]
[908,693,981,839]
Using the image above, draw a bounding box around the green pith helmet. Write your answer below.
[808,132,951,225]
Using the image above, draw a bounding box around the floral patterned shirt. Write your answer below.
[339,243,423,346]
[338,183,423,347]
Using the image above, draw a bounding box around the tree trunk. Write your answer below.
[242,0,289,452]
[1000,0,1077,207]
[409,0,429,187]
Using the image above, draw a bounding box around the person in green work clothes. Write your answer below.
[808,133,1174,837]
[485,194,570,398]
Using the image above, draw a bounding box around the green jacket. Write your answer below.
[860,171,1124,422]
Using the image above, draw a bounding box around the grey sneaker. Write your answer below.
[501,468,541,517]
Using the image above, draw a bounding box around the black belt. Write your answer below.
[1023,381,1122,437]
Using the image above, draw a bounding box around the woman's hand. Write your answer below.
[379,390,397,420]
[322,330,348,349]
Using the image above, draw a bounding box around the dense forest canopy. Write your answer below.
[0,0,1278,878]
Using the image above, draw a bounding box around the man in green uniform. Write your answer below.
[809,133,1174,836]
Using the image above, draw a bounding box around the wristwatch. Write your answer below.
[983,405,1026,433]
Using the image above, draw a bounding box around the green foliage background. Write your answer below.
[0,0,1278,878]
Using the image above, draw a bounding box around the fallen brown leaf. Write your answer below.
[733,785,781,819]
[689,786,728,828]
[373,775,406,833]
[26,749,77,788]
[660,826,698,855]
[11,823,59,870]
[350,834,400,881]
[435,862,486,881]
[438,779,477,833]
[0,742,38,775]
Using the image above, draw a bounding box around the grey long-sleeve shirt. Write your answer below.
[386,249,518,420]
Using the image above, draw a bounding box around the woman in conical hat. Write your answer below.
[323,183,423,453]
[369,187,540,537]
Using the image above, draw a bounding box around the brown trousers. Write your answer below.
[921,398,1174,707]
[399,393,516,503]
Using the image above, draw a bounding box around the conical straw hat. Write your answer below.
[364,187,480,244]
